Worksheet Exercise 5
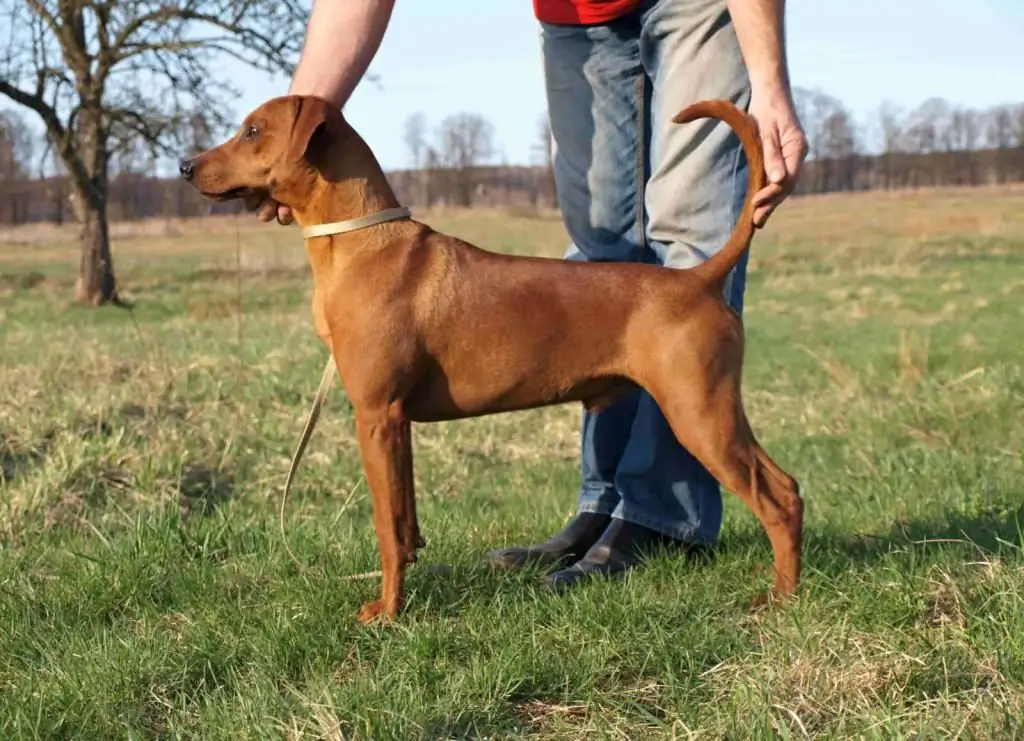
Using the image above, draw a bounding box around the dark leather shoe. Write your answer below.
[485,512,612,571]
[542,518,708,592]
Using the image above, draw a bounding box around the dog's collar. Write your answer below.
[300,207,411,239]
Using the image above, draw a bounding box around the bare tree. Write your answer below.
[423,144,442,207]
[819,104,859,191]
[985,105,1016,183]
[1012,104,1024,182]
[404,112,426,169]
[0,0,307,305]
[530,112,557,208]
[874,102,905,188]
[904,98,951,185]
[792,88,816,167]
[793,88,852,193]
[172,111,215,217]
[985,105,1015,150]
[108,124,152,221]
[944,106,982,184]
[403,112,426,205]
[436,113,494,207]
[38,145,71,225]
[0,110,34,177]
[1014,104,1024,147]
[945,107,981,151]
[0,109,36,223]
[905,98,949,154]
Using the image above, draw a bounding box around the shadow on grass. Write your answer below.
[803,502,1024,569]
[399,559,545,623]
[177,464,235,519]
[0,429,52,484]
[0,442,42,483]
[399,502,1024,624]
[419,712,532,741]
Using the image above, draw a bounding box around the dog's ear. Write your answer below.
[288,96,334,162]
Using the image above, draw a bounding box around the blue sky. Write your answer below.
[227,0,1024,170]
[4,1,1019,171]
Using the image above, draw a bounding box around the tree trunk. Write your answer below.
[72,186,118,305]
[67,101,119,306]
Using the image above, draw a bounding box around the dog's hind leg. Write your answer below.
[647,364,803,603]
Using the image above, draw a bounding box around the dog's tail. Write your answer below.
[672,99,765,290]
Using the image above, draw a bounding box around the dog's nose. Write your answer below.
[179,159,195,180]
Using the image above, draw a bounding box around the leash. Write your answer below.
[279,206,412,570]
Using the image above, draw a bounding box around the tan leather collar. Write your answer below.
[300,207,411,239]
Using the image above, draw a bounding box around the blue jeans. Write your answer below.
[541,0,751,545]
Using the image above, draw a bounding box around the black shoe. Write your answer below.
[484,512,612,572]
[542,519,708,592]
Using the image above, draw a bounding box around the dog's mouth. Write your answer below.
[203,186,252,202]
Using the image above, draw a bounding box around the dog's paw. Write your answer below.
[749,588,785,613]
[357,600,392,625]
[749,586,797,613]
[749,591,772,612]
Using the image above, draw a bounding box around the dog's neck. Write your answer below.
[285,119,401,230]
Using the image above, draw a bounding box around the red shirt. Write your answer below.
[534,0,642,25]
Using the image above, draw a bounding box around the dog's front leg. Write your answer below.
[353,405,419,623]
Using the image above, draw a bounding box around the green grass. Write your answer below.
[1,189,1023,739]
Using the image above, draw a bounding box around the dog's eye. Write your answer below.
[243,125,260,141]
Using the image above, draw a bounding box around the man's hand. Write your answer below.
[247,194,293,225]
[749,90,807,228]
[725,0,806,227]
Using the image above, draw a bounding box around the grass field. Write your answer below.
[1,187,1023,739]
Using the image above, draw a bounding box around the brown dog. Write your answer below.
[181,95,803,623]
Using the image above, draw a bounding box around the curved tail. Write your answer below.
[672,100,765,289]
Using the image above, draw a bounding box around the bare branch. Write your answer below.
[23,0,60,40]
[0,79,51,120]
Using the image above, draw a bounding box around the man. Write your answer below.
[257,0,807,590]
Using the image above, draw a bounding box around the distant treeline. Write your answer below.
[2,92,1022,226]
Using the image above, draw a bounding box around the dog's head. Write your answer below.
[179,95,340,208]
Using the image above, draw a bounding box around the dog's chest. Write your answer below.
[310,286,332,343]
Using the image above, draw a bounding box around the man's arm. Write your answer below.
[289,0,397,107]
[726,0,807,226]
[256,0,396,223]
